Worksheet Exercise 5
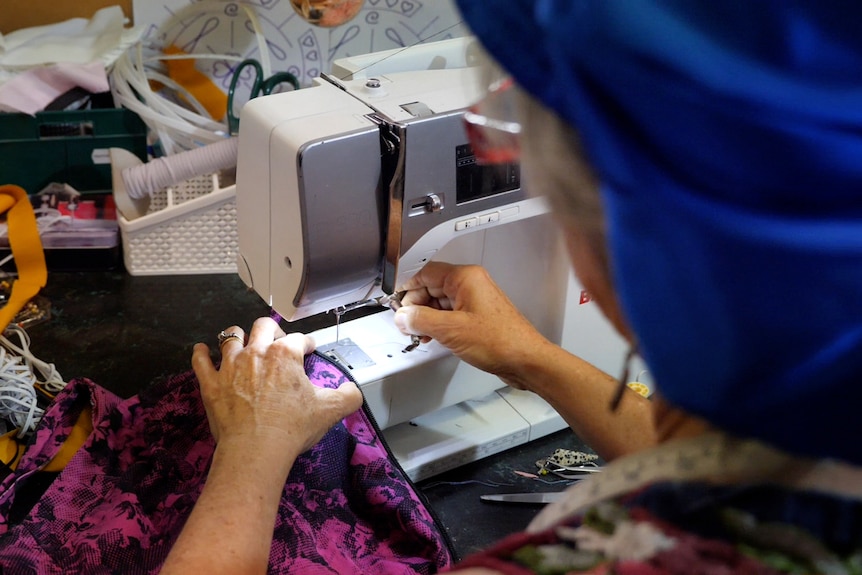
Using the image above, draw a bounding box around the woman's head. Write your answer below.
[517,82,712,445]
[458,1,862,464]
[514,87,631,343]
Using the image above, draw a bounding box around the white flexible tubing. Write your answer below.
[112,91,221,153]
[127,50,222,131]
[112,79,222,146]
[111,66,185,138]
[122,138,239,199]
[130,47,226,129]
[111,51,223,152]
[129,44,204,125]
[123,47,197,123]
[143,70,216,123]
[108,1,271,154]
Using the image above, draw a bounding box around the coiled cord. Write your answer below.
[0,325,66,436]
[109,1,269,155]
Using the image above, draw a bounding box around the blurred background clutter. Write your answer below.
[0,0,464,444]
[0,0,465,275]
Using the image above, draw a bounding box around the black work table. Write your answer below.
[28,271,590,561]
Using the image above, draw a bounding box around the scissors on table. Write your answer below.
[227,58,300,135]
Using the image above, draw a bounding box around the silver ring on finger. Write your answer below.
[217,330,243,349]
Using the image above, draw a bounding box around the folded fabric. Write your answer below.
[0,6,141,70]
[0,61,109,114]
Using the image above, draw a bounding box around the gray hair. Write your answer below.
[516,89,610,265]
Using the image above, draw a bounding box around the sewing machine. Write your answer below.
[235,38,644,480]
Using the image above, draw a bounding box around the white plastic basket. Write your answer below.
[118,173,237,275]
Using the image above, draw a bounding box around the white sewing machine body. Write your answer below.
[235,39,640,480]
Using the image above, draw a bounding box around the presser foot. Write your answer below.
[402,335,421,353]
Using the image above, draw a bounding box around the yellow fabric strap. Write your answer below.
[0,185,47,332]
[42,406,93,472]
[0,406,93,472]
[0,429,24,469]
[0,185,54,472]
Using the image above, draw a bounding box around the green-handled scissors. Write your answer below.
[227,58,300,135]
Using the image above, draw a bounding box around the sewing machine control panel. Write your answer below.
[454,206,521,231]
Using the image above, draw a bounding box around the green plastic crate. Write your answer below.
[0,108,147,196]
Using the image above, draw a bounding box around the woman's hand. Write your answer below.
[165,317,363,574]
[393,262,553,390]
[191,317,363,458]
[394,263,656,461]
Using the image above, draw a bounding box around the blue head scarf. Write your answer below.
[457,0,862,464]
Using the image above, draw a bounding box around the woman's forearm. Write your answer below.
[514,340,656,461]
[160,439,299,575]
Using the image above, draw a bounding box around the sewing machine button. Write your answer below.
[500,206,520,219]
[477,212,500,225]
[455,217,479,231]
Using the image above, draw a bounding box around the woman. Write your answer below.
[164,2,862,573]
[439,2,862,572]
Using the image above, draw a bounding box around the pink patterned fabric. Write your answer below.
[0,353,454,574]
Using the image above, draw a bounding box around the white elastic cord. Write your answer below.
[0,348,43,436]
[111,47,227,154]
[109,1,270,155]
[1,325,66,393]
[0,325,66,436]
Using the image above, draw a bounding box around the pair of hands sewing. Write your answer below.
[163,262,547,573]
[192,261,545,458]
[164,261,651,573]
[192,260,651,465]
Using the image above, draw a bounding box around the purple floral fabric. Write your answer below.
[0,353,453,574]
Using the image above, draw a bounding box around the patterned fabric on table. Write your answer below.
[451,481,862,574]
[0,352,454,574]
